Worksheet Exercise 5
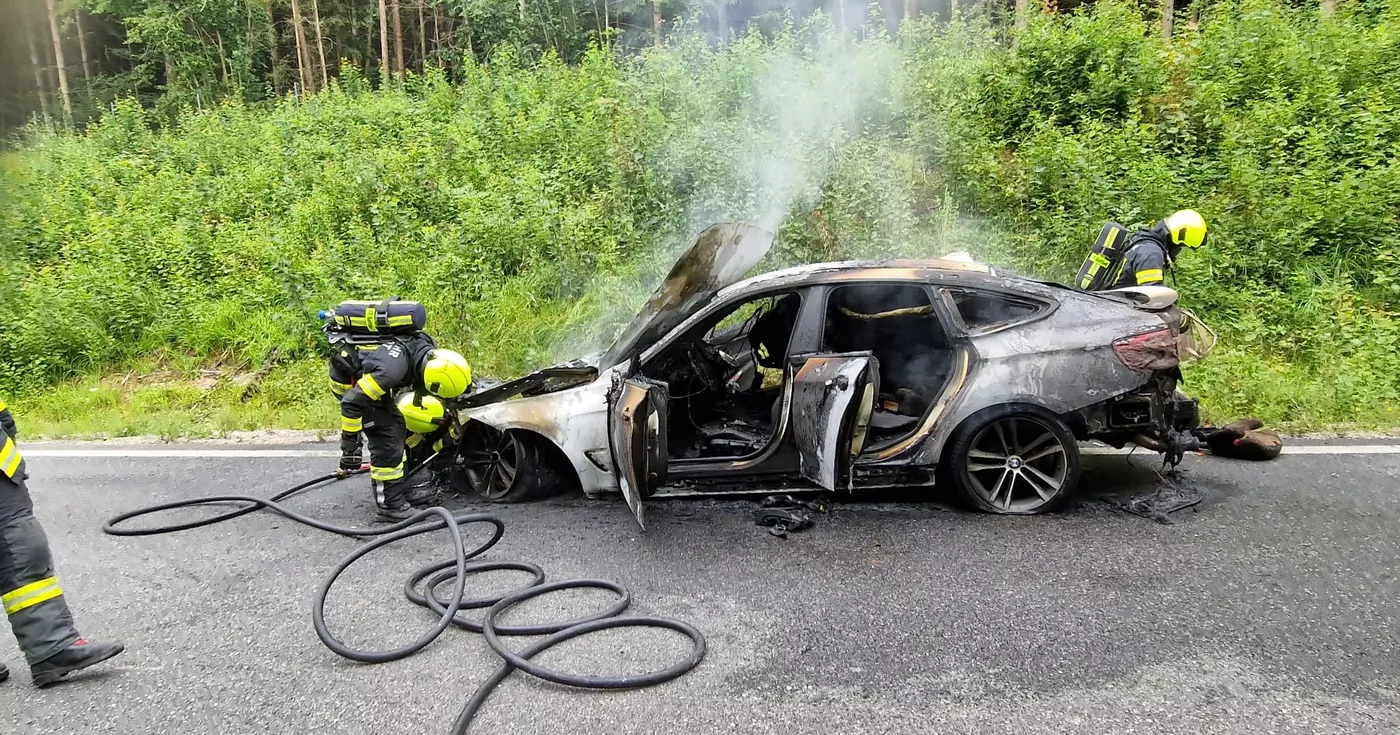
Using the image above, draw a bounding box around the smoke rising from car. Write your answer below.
[539,16,1019,368]
[674,25,900,242]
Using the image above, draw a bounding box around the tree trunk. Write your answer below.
[464,11,474,62]
[653,1,662,45]
[26,16,53,124]
[378,0,391,83]
[1161,0,1174,39]
[43,0,72,121]
[311,0,330,88]
[518,0,526,24]
[391,0,405,80]
[75,10,94,100]
[434,4,443,50]
[217,31,230,84]
[365,8,375,78]
[904,0,916,24]
[289,0,312,92]
[1321,0,1336,16]
[268,6,281,95]
[418,3,427,69]
[716,1,726,45]
[1015,0,1027,28]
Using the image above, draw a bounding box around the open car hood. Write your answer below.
[600,222,775,369]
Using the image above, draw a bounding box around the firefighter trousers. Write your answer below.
[362,402,409,508]
[1,475,81,665]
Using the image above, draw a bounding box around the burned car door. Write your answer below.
[608,373,669,528]
[788,354,880,491]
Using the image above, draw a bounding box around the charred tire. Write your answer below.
[942,405,1081,515]
[459,424,570,503]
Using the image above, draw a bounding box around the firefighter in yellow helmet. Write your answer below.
[0,398,124,687]
[397,392,461,493]
[1104,210,1208,289]
[323,299,473,520]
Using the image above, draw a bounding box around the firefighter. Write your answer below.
[329,331,473,520]
[0,398,124,687]
[397,392,460,494]
[1101,209,1208,290]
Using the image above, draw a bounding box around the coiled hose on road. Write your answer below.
[102,458,707,733]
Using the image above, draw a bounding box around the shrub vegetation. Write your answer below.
[2,0,1397,436]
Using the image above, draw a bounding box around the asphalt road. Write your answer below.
[1,444,1398,734]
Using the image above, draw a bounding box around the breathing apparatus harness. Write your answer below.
[1075,222,1180,292]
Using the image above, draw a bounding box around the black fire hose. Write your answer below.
[101,455,706,733]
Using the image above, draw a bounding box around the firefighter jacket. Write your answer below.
[1107,229,1171,289]
[0,398,23,481]
[329,333,438,435]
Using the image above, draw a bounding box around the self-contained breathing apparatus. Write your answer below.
[320,297,447,420]
[1074,222,1132,292]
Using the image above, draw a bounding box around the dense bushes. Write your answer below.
[2,0,1398,432]
[903,0,1400,425]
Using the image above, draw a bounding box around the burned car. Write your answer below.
[447,223,1205,526]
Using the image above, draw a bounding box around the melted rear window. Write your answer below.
[949,290,1044,330]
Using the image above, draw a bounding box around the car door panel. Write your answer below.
[788,353,880,491]
[608,373,668,528]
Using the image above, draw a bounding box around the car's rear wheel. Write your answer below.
[943,405,1081,514]
[458,422,569,503]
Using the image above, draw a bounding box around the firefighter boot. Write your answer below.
[404,485,436,507]
[375,500,414,521]
[30,637,124,687]
[373,476,416,521]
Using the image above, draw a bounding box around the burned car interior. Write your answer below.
[639,281,957,461]
[821,284,952,451]
[642,291,803,461]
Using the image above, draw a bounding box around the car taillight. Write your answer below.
[1112,328,1179,371]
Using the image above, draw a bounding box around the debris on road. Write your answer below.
[753,494,830,537]
[1115,471,1203,524]
[1191,418,1283,461]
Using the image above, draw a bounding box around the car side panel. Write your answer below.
[460,375,618,494]
[913,292,1167,465]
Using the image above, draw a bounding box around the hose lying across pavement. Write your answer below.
[101,457,707,733]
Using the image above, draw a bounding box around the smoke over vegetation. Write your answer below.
[545,19,925,363]
[674,24,899,235]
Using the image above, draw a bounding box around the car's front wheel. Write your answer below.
[943,405,1081,514]
[458,422,570,503]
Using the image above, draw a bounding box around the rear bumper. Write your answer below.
[1074,378,1200,441]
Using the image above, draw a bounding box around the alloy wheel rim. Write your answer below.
[964,417,1068,512]
[462,425,520,500]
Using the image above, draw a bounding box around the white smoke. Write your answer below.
[669,20,902,242]
[542,17,909,365]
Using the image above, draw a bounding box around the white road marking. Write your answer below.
[22,449,339,458]
[16,445,1400,458]
[1259,445,1400,455]
[1080,444,1400,456]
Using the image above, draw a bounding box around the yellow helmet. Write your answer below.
[397,392,446,434]
[422,349,473,398]
[1162,209,1208,249]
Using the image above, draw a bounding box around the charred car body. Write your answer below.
[447,223,1207,526]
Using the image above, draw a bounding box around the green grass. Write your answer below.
[5,3,1400,436]
[12,359,338,441]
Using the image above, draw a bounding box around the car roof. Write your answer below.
[717,258,1021,300]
